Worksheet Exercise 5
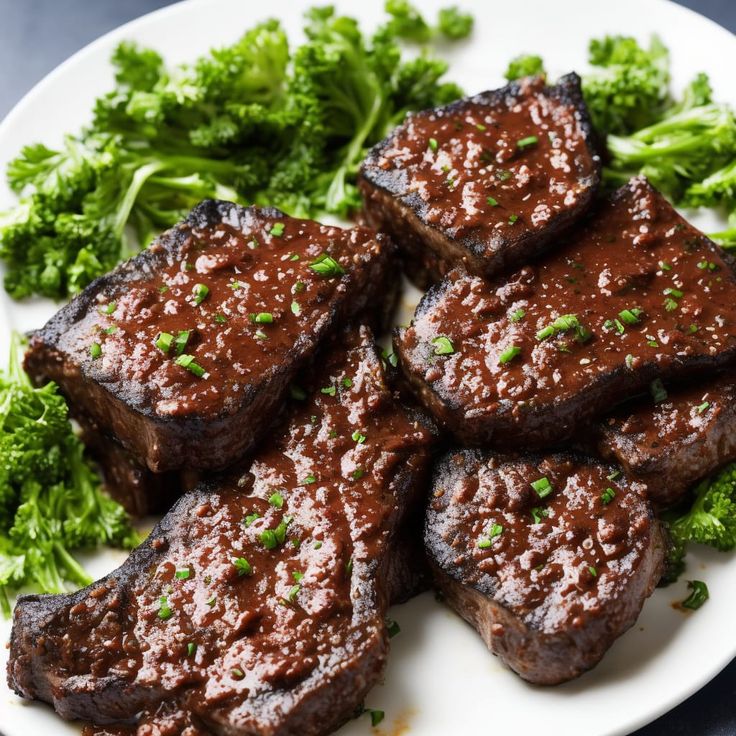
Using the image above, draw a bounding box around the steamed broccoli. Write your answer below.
[0,3,472,300]
[504,54,546,81]
[582,35,671,136]
[664,464,736,583]
[0,335,137,615]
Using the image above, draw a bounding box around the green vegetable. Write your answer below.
[583,35,671,136]
[0,4,470,299]
[498,345,521,365]
[504,54,545,81]
[431,335,455,355]
[682,580,709,610]
[0,334,136,615]
[531,476,552,499]
[233,557,253,576]
[666,464,736,581]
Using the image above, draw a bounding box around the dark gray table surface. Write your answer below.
[1,1,735,734]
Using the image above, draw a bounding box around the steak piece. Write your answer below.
[597,374,736,508]
[395,177,736,449]
[8,327,436,735]
[25,201,397,473]
[426,449,665,685]
[359,74,601,287]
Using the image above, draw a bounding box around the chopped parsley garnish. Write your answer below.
[509,308,525,322]
[369,710,385,727]
[664,297,678,312]
[431,335,455,355]
[269,222,285,237]
[601,487,616,504]
[250,312,274,324]
[650,378,667,404]
[244,512,260,527]
[618,308,642,325]
[269,492,284,508]
[233,557,253,576]
[486,196,499,207]
[508,214,519,224]
[682,580,709,610]
[517,135,539,149]
[175,568,190,580]
[175,354,205,378]
[90,342,102,359]
[387,618,401,638]
[531,506,549,524]
[310,253,345,277]
[303,474,316,485]
[531,476,553,499]
[158,595,173,620]
[187,642,197,657]
[173,330,190,355]
[697,401,711,414]
[192,283,209,305]
[428,137,439,151]
[352,430,366,444]
[99,301,116,315]
[498,345,521,365]
[342,377,353,388]
[291,300,301,316]
[321,385,336,396]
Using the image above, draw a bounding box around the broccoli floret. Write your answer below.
[0,335,137,615]
[583,34,670,136]
[663,463,736,584]
[504,54,546,81]
[437,7,474,40]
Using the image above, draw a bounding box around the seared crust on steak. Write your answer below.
[25,201,397,473]
[8,327,435,735]
[425,449,665,684]
[597,373,736,508]
[359,74,601,287]
[395,178,736,449]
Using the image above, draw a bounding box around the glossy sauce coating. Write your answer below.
[22,330,433,731]
[397,177,736,441]
[55,214,385,419]
[429,452,653,628]
[366,76,598,247]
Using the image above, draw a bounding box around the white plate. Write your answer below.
[1,1,735,734]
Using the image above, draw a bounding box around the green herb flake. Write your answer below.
[233,557,253,576]
[175,354,205,378]
[158,595,173,620]
[696,401,710,414]
[588,565,598,577]
[650,378,668,404]
[90,342,102,359]
[387,618,401,638]
[352,430,366,444]
[214,313,227,324]
[259,530,278,550]
[618,308,642,325]
[342,377,353,388]
[192,283,209,305]
[509,308,526,322]
[286,584,301,603]
[303,474,316,485]
[175,568,190,580]
[531,476,553,499]
[498,344,521,365]
[310,253,345,278]
[352,468,364,480]
[321,385,336,396]
[369,710,385,727]
[269,222,285,237]
[531,506,549,524]
[601,487,616,504]
[517,135,539,149]
[173,330,190,355]
[99,301,116,315]
[104,326,118,335]
[486,196,499,207]
[291,300,301,316]
[244,512,260,527]
[431,336,455,355]
[508,214,519,224]
[682,580,709,610]
[187,642,197,657]
[250,312,273,324]
[269,492,284,508]
[313,540,323,550]
[428,137,439,151]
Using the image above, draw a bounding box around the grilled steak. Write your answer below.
[395,177,736,449]
[24,201,397,473]
[359,74,601,287]
[597,373,736,508]
[425,449,665,685]
[8,327,435,735]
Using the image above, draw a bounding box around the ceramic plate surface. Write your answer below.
[0,1,734,734]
